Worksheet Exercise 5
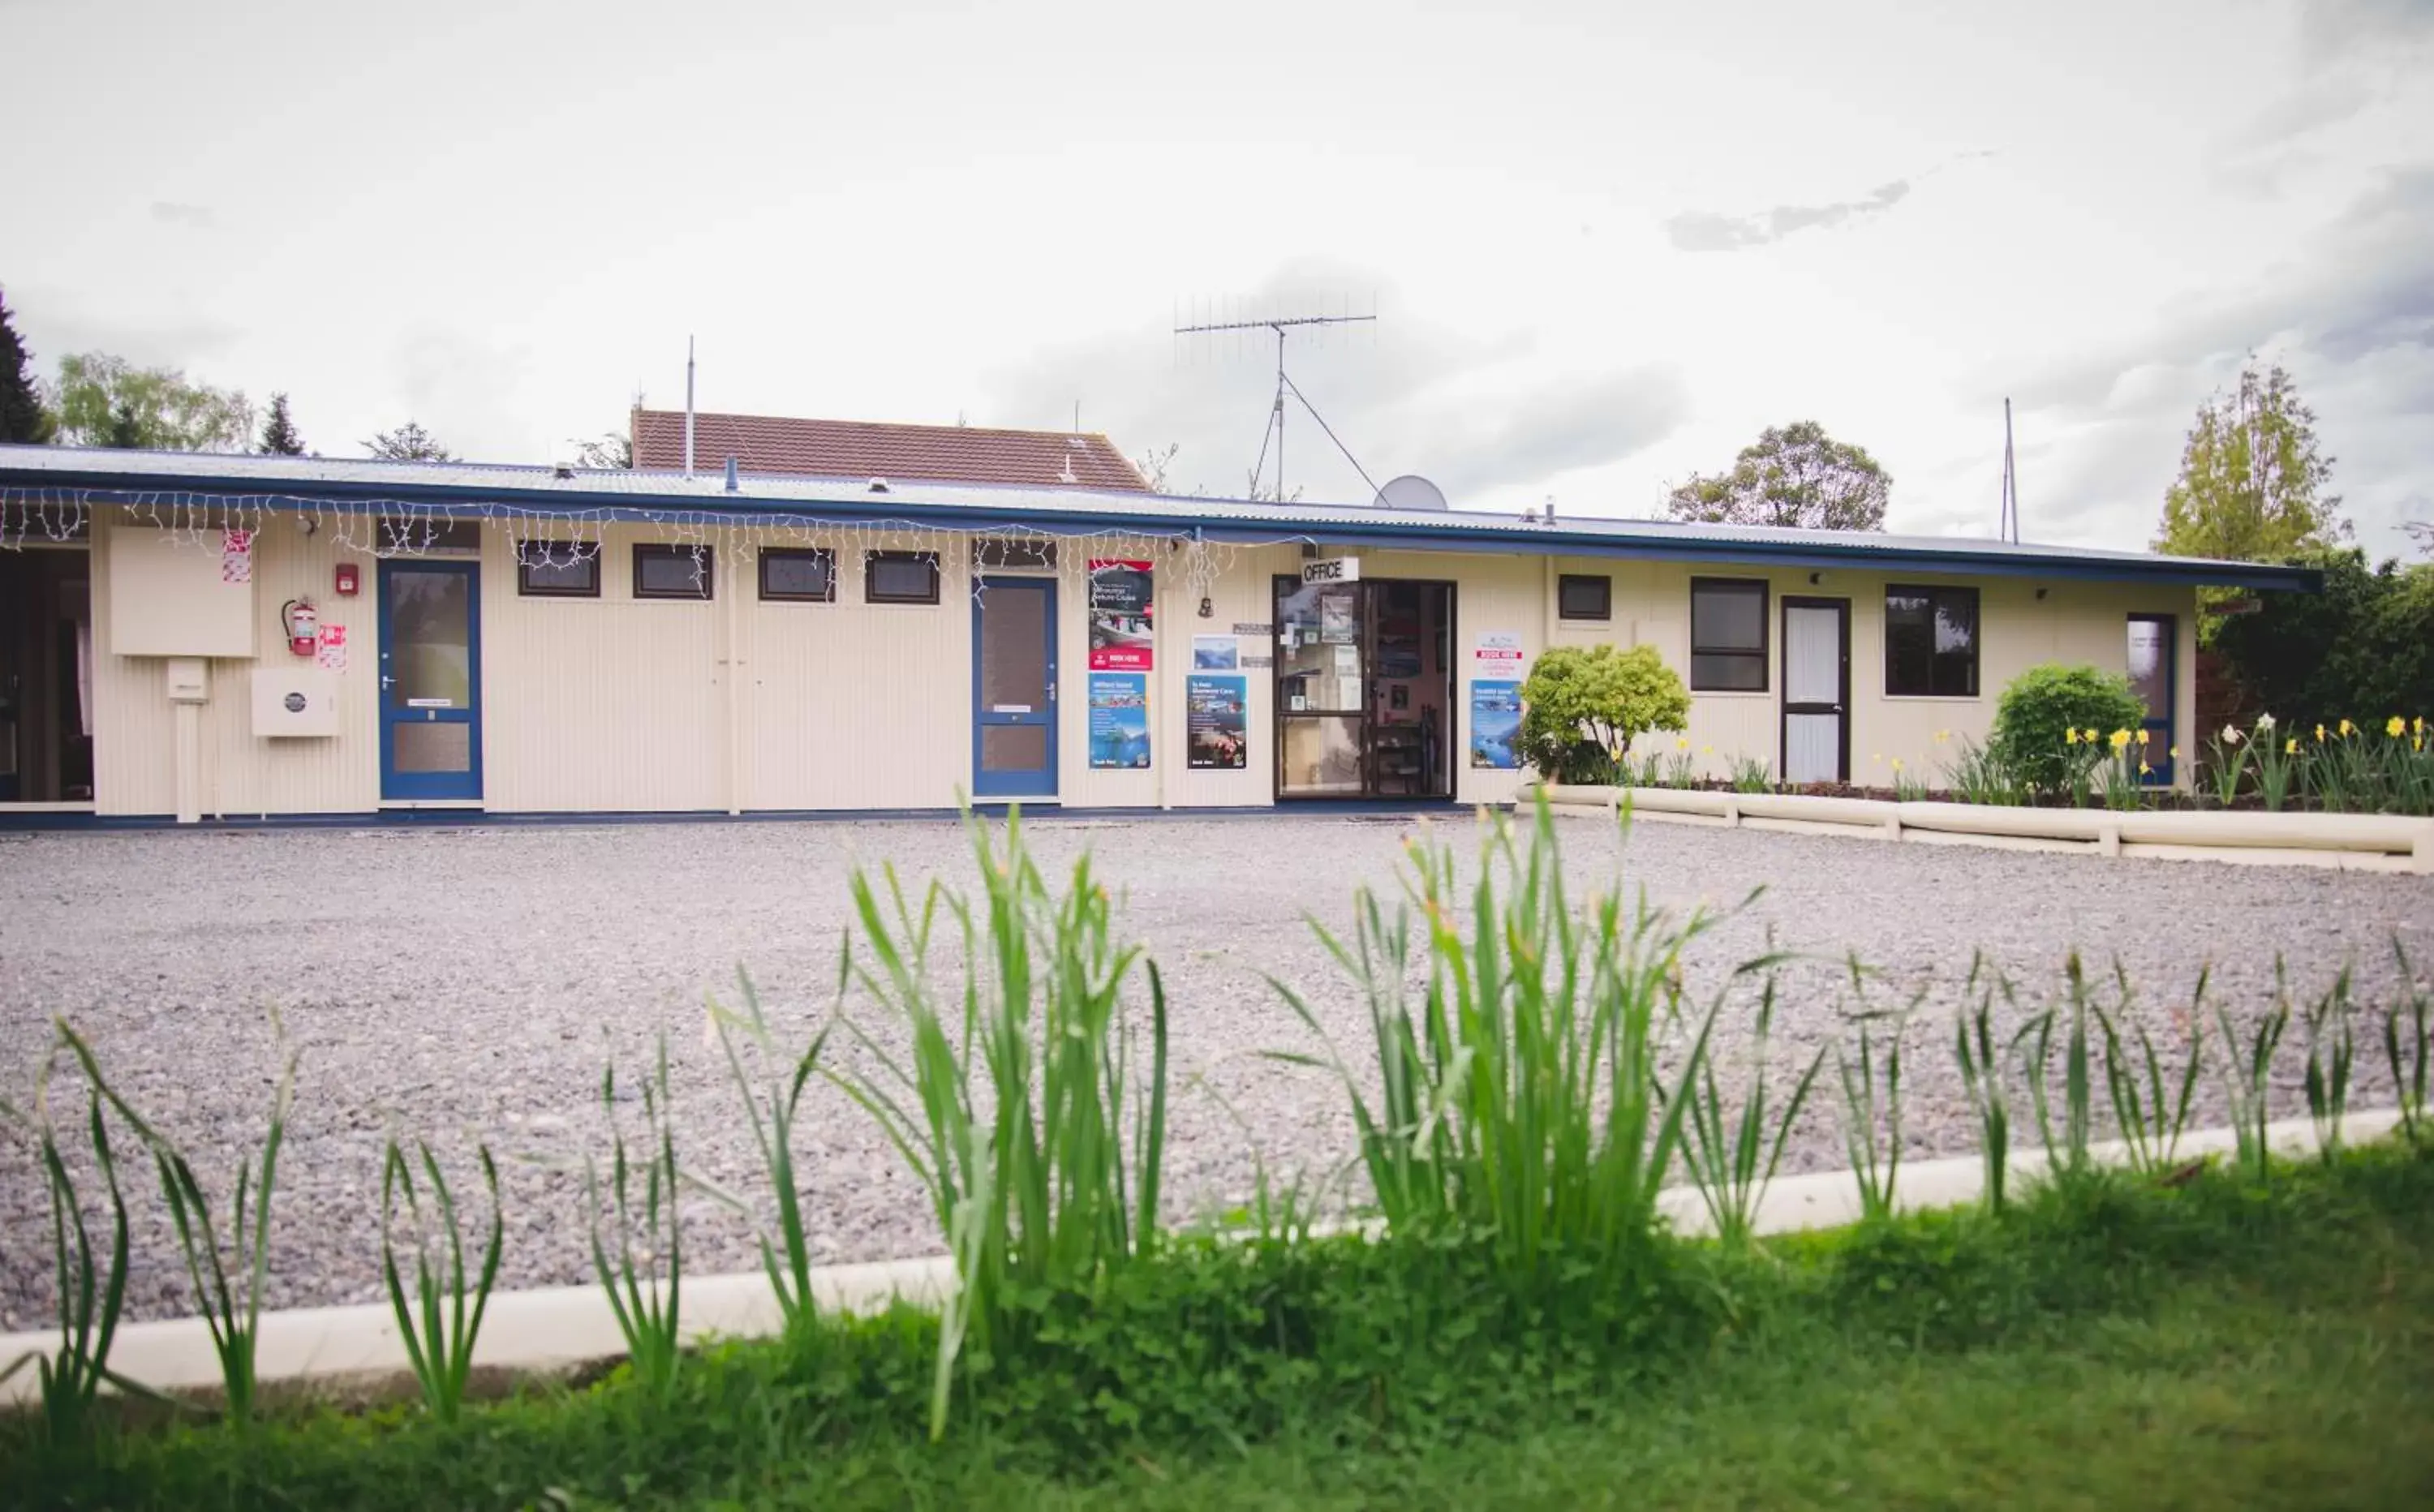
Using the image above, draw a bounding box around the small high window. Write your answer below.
[1885,585,1980,698]
[1689,578,1768,691]
[518,552,600,598]
[759,548,835,603]
[867,552,940,605]
[1558,573,1612,621]
[975,537,1058,569]
[634,543,714,600]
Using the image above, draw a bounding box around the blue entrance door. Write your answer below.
[972,578,1057,798]
[379,560,484,801]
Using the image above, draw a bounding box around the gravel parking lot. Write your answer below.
[4,810,2430,1329]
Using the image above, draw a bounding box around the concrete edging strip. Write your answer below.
[1518,785,2434,873]
[0,1110,2400,1407]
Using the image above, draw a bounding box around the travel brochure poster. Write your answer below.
[1186,675,1247,770]
[1470,680,1521,769]
[1088,672,1150,769]
[1191,634,1239,670]
[1088,559,1155,671]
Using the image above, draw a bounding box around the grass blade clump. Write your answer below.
[379,1140,502,1424]
[1833,963,1908,1223]
[707,968,832,1336]
[2302,964,2356,1162]
[2387,939,2430,1148]
[62,1017,293,1429]
[2216,965,2292,1183]
[0,1053,157,1446]
[1271,793,1747,1271]
[2095,962,2205,1177]
[1953,954,2013,1212]
[832,805,1169,1441]
[2018,954,2099,1190]
[586,1037,684,1397]
[1678,976,1826,1248]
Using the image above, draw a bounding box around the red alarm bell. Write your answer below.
[334,561,360,597]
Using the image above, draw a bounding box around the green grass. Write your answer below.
[12,1147,2433,1510]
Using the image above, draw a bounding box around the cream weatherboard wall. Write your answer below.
[1542,556,2199,788]
[75,507,2196,818]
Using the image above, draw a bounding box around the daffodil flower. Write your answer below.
[2066,728,2080,746]
[2109,728,2132,751]
[2286,738,2299,755]
[2169,745,2182,760]
[2139,762,2152,776]
[1891,758,1905,772]
[2221,724,2243,744]
[2338,719,2355,737]
[2256,711,2276,730]
[2389,715,2406,737]
[2315,724,2328,743]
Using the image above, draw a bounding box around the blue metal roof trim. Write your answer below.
[0,445,2323,592]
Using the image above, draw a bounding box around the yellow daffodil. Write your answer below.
[1700,744,1714,755]
[2136,728,2151,745]
[1675,737,1690,750]
[2109,728,2132,751]
[2389,715,2406,737]
[1891,758,1905,772]
[2169,745,2182,760]
[1934,729,1951,744]
[2066,728,2080,746]
[2338,718,2354,737]
[2286,738,2299,755]
[2316,724,2327,742]
[2416,717,2427,736]
[2139,761,2152,776]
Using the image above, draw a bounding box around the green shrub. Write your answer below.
[1517,645,1691,783]
[1989,663,2147,796]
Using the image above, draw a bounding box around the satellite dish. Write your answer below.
[1374,474,1449,511]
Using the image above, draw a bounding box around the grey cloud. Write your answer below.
[1980,166,2434,552]
[148,201,215,228]
[2299,0,2434,63]
[1666,180,1911,254]
[983,260,1684,506]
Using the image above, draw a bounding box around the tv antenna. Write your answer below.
[1173,299,1378,503]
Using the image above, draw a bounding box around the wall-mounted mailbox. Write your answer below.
[165,658,209,703]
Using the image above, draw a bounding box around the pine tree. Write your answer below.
[104,400,144,449]
[0,286,55,444]
[258,392,306,455]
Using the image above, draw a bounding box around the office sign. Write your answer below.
[1301,556,1361,585]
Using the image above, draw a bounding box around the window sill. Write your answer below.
[1880,694,1983,703]
[1689,689,1771,699]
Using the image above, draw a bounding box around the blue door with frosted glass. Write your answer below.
[972,578,1057,798]
[379,560,484,800]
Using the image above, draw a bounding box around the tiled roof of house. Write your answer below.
[630,409,1150,492]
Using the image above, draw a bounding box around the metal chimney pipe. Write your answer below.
[684,336,696,480]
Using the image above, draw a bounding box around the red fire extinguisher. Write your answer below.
[281,598,319,658]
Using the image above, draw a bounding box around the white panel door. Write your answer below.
[1781,601,1847,784]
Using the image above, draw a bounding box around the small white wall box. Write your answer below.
[251,666,340,737]
[109,526,257,657]
[165,658,209,703]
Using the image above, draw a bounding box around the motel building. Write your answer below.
[0,417,2316,826]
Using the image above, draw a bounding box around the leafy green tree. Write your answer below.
[2213,548,2434,731]
[1666,421,1890,530]
[257,392,306,455]
[2155,361,2346,633]
[1518,643,1692,782]
[48,352,254,450]
[364,421,454,462]
[0,286,54,443]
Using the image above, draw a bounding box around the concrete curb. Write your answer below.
[1524,786,2434,873]
[0,1109,2402,1406]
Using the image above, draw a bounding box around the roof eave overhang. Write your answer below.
[2,466,2322,594]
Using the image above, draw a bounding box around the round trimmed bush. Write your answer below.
[1519,644,1691,783]
[1990,663,2148,794]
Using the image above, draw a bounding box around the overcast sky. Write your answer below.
[5,0,2428,552]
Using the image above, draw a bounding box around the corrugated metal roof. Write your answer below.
[0,443,2320,591]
